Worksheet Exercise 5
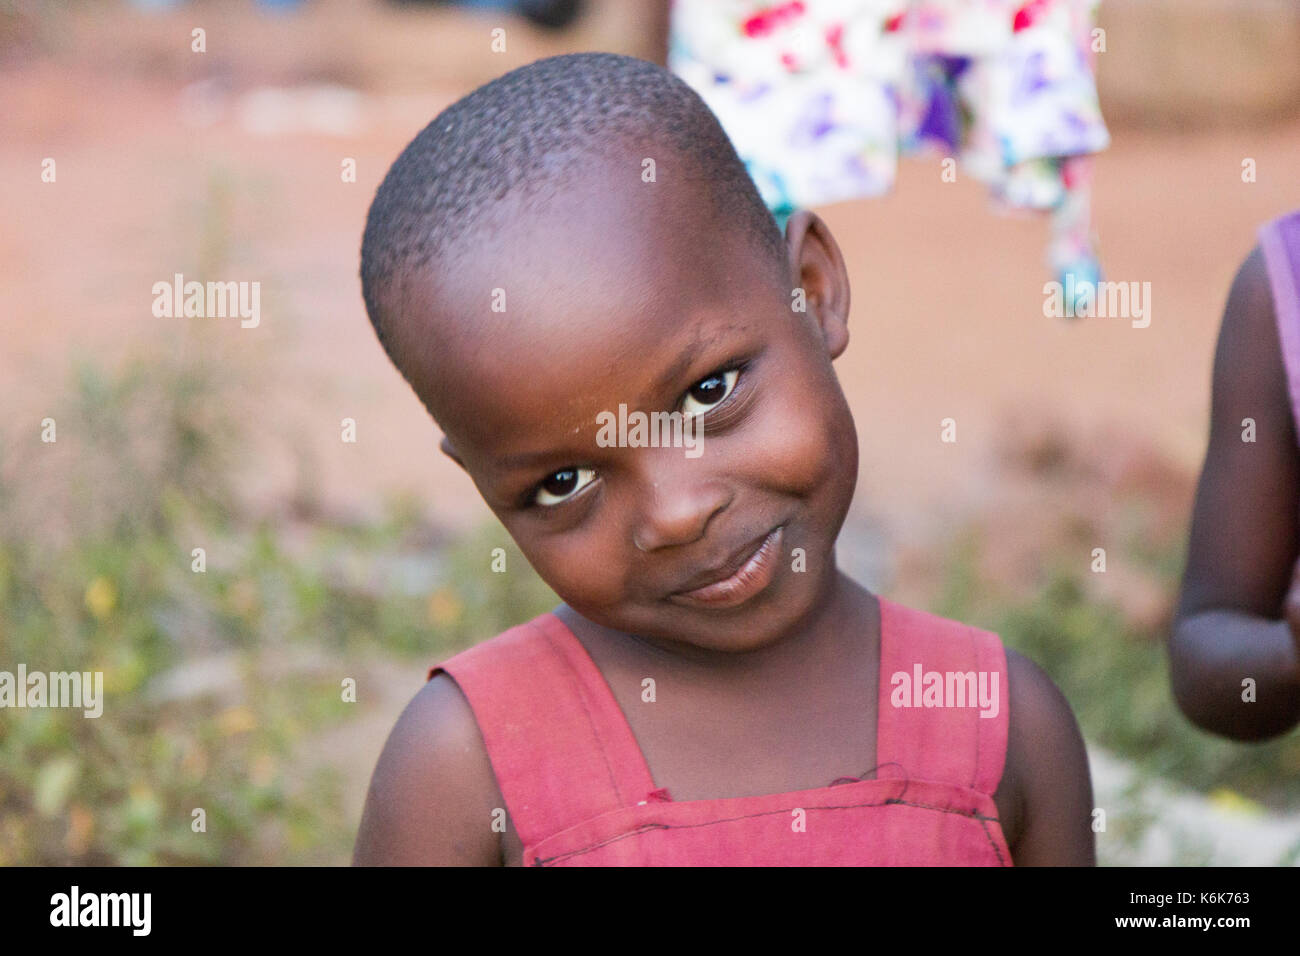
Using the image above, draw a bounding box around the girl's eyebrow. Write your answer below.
[495,446,568,471]
[651,341,704,394]
[648,327,730,396]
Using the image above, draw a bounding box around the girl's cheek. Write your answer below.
[531,535,628,609]
[743,377,841,494]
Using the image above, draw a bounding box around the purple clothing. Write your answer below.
[1260,210,1300,437]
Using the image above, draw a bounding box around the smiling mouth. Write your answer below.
[668,526,783,609]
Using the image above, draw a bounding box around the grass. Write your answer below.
[0,338,554,864]
[0,158,560,864]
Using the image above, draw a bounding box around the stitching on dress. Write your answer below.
[826,761,909,793]
[977,815,1008,866]
[532,797,1002,866]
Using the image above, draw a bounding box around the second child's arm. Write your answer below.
[1170,246,1300,740]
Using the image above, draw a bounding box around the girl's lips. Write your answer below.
[669,526,783,609]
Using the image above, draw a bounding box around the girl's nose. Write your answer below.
[630,456,732,553]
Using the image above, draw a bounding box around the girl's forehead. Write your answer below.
[448,157,779,305]
[452,303,761,428]
[401,170,789,441]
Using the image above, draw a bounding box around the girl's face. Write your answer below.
[406,158,858,653]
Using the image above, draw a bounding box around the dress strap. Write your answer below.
[1259,210,1300,441]
[428,613,658,849]
[874,598,1009,795]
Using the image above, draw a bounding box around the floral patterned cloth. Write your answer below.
[669,0,1111,288]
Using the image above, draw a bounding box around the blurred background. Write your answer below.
[2,0,1299,865]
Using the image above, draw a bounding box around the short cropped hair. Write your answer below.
[359,52,786,381]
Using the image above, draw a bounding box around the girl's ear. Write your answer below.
[784,209,851,359]
[439,435,467,472]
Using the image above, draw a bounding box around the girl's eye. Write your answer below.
[681,368,739,417]
[533,467,596,507]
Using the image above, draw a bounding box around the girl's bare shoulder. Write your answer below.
[995,649,1096,865]
[352,675,505,866]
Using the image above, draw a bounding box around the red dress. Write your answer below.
[428,597,1012,866]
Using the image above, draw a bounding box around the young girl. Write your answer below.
[351,51,1094,866]
[1171,210,1300,740]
